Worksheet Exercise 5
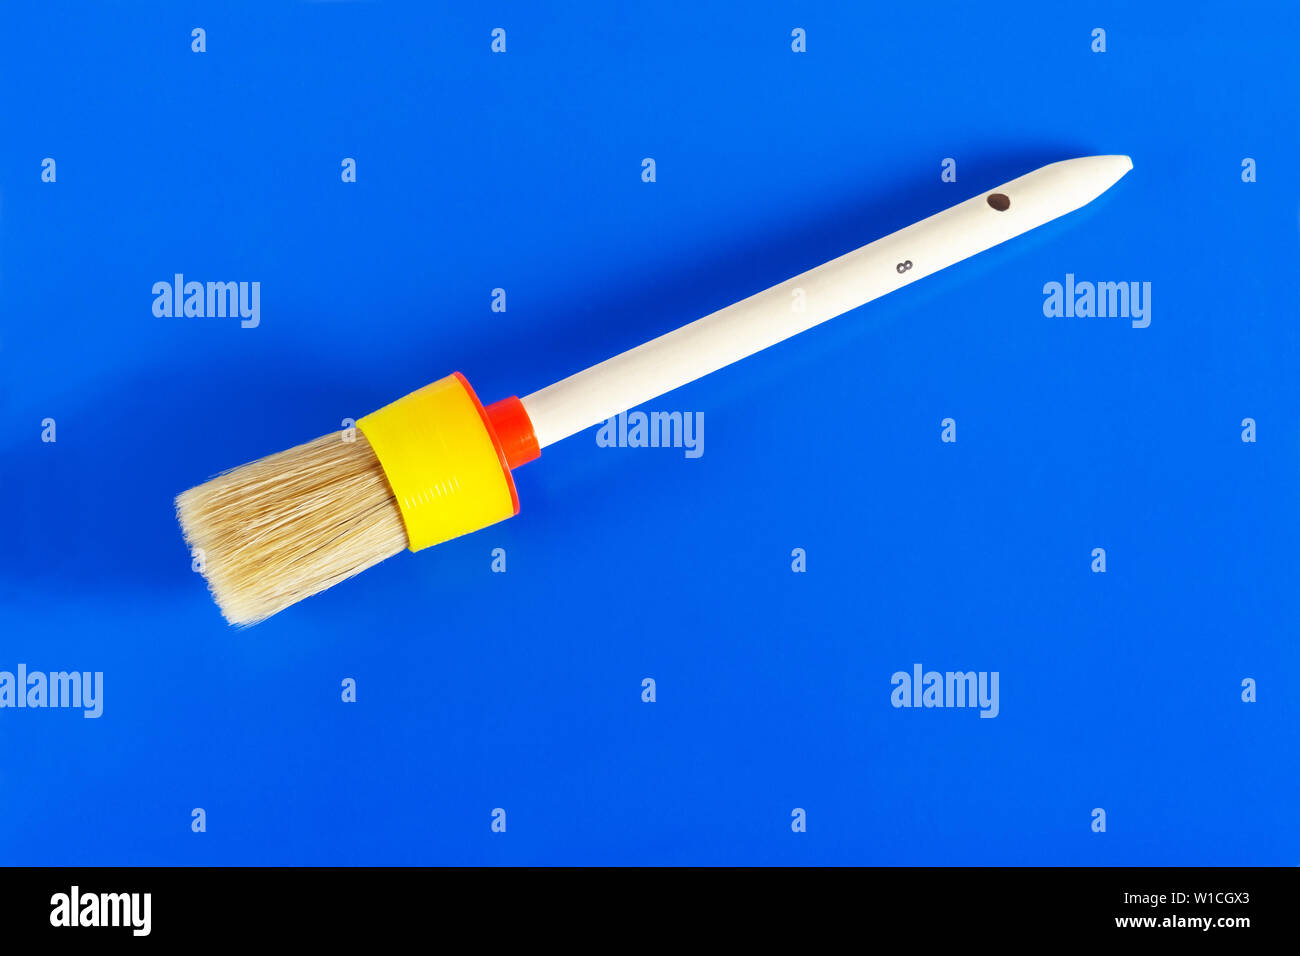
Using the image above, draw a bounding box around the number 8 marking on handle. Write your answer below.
[896,260,913,274]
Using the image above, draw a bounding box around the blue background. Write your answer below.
[2,1,1297,865]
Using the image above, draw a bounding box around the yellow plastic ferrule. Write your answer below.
[357,373,519,552]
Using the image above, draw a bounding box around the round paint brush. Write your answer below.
[176,155,1133,624]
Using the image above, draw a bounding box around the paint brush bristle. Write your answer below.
[175,431,407,625]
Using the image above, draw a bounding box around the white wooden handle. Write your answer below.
[520,155,1132,449]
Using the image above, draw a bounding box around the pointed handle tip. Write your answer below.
[1091,153,1134,185]
[1049,154,1133,206]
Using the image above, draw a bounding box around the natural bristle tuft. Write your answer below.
[175,430,408,625]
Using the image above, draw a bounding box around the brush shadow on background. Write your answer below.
[0,143,1086,600]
